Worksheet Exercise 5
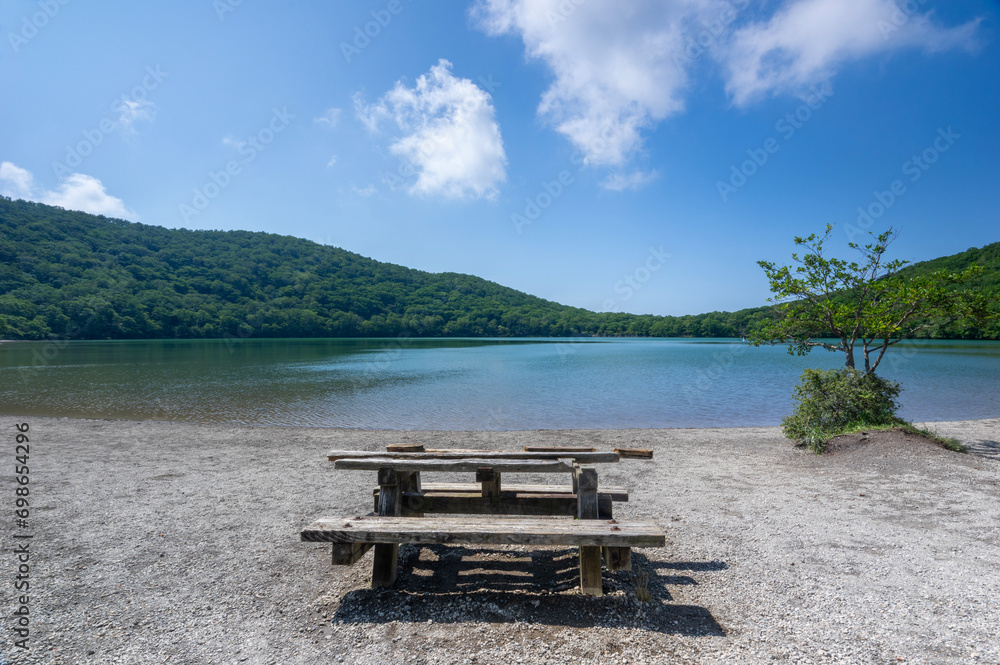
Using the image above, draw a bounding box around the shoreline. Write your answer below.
[3,416,998,664]
[3,413,998,432]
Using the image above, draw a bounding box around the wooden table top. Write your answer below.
[327,449,620,463]
[333,457,578,473]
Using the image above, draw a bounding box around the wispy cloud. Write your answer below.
[473,0,983,183]
[352,183,377,197]
[1,161,136,219]
[314,107,342,128]
[115,98,156,133]
[222,136,245,151]
[354,59,507,200]
[602,170,659,192]
[721,0,983,106]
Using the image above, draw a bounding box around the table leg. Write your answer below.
[399,470,422,516]
[372,467,401,588]
[476,467,501,498]
[576,466,602,596]
[599,500,631,571]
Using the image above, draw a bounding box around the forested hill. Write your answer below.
[3,197,751,339]
[0,197,996,340]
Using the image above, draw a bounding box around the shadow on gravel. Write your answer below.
[330,545,726,636]
[967,439,1000,459]
[650,560,729,586]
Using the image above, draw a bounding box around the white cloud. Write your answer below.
[354,59,507,200]
[0,161,135,219]
[0,162,35,198]
[115,99,155,132]
[353,92,383,134]
[326,154,338,167]
[41,174,134,218]
[721,0,983,105]
[473,0,727,168]
[352,183,377,197]
[474,0,982,180]
[601,170,659,192]
[314,107,342,128]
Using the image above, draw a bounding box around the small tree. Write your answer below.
[751,225,989,375]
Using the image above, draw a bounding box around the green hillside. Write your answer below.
[0,197,996,340]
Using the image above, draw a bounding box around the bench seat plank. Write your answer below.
[523,445,597,453]
[376,490,613,517]
[329,450,619,463]
[334,457,576,473]
[301,515,665,548]
[414,482,629,501]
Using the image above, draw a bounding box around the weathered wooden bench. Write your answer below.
[301,515,666,596]
[308,446,658,596]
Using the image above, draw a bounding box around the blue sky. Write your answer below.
[1,0,997,317]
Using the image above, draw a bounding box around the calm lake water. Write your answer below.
[1,338,998,429]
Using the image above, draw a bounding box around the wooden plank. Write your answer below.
[576,466,602,596]
[614,448,653,459]
[523,445,597,453]
[415,482,629,502]
[398,471,422,517]
[386,443,425,453]
[476,467,501,498]
[372,468,401,588]
[301,516,666,548]
[424,448,502,454]
[604,546,632,571]
[383,491,613,517]
[579,545,604,596]
[328,450,619,463]
[334,457,577,473]
[576,468,599,519]
[331,541,373,566]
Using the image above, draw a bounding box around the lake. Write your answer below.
[1,338,998,429]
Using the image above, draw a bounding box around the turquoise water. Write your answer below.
[1,338,997,429]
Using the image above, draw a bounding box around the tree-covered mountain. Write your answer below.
[0,197,996,340]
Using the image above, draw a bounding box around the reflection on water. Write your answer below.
[1,338,997,429]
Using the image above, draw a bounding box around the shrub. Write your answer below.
[782,368,902,452]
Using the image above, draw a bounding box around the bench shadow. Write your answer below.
[331,545,726,636]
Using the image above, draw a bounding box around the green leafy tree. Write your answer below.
[752,225,991,375]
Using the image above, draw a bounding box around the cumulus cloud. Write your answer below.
[354,59,507,200]
[473,0,982,181]
[0,162,35,198]
[721,0,983,105]
[473,0,727,168]
[0,161,135,219]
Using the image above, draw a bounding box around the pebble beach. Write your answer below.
[2,416,998,664]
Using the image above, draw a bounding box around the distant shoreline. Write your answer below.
[7,413,999,431]
[2,335,999,342]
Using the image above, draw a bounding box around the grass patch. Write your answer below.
[796,420,968,454]
[898,422,967,453]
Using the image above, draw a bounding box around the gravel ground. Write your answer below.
[1,417,998,665]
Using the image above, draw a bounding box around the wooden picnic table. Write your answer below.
[302,444,662,596]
